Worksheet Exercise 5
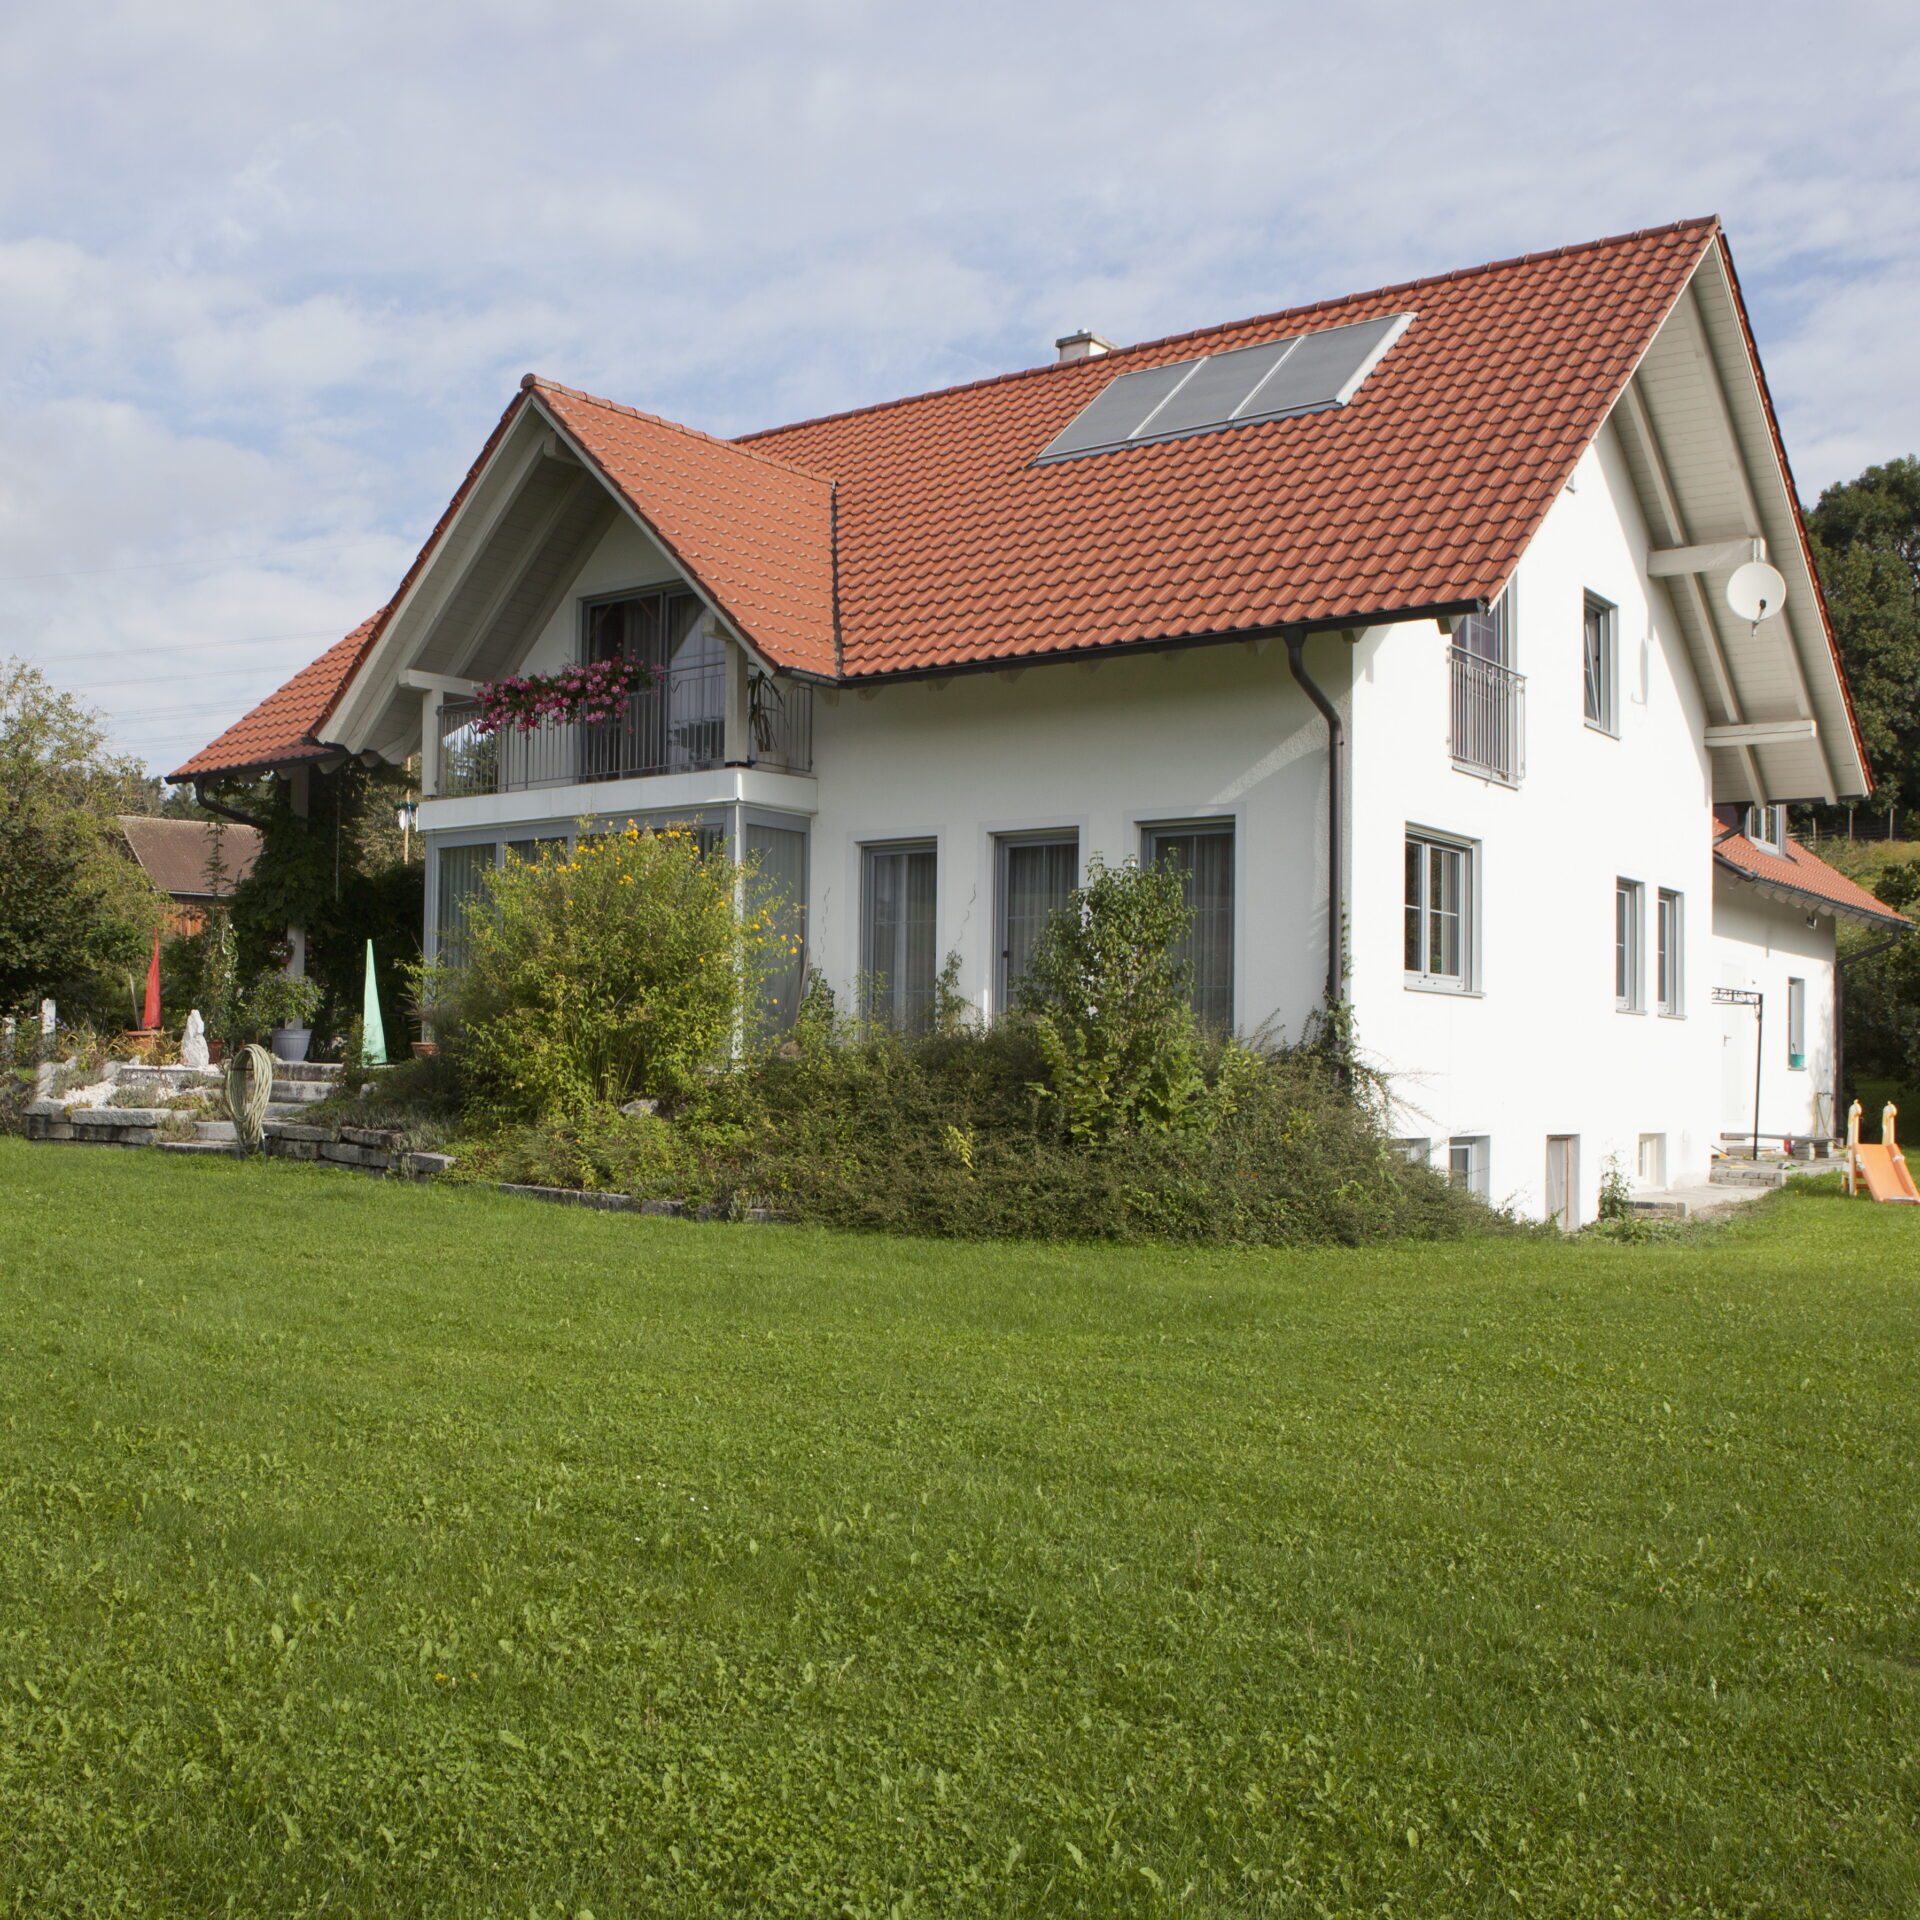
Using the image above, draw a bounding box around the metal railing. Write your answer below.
[435,665,812,797]
[1449,648,1525,786]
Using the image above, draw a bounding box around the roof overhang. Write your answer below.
[1713,853,1910,931]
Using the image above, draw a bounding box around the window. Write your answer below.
[1656,889,1683,1016]
[1448,1135,1489,1198]
[1744,804,1786,850]
[1615,879,1644,1011]
[1787,977,1806,1069]
[997,834,1079,1008]
[1450,589,1525,785]
[1393,1138,1433,1166]
[1637,1133,1666,1188]
[1583,594,1618,734]
[434,841,496,971]
[1455,589,1511,667]
[505,834,567,865]
[1142,821,1235,1028]
[861,842,938,1031]
[746,820,808,1032]
[583,586,726,777]
[1404,832,1472,987]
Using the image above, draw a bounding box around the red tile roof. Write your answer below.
[742,217,1720,674]
[1714,822,1912,928]
[171,616,383,779]
[180,217,1731,772]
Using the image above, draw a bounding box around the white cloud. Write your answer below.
[1,0,1915,773]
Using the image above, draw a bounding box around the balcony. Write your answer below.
[1449,647,1525,786]
[435,664,812,798]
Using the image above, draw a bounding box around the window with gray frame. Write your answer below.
[1583,594,1618,733]
[1404,832,1471,987]
[434,842,496,971]
[1656,888,1683,1015]
[1142,820,1235,1029]
[861,841,938,1030]
[746,820,808,1032]
[583,586,726,778]
[1448,1135,1489,1198]
[1744,803,1786,850]
[1615,879,1644,1010]
[997,834,1079,1008]
[1787,976,1806,1068]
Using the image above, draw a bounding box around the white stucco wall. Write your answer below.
[804,645,1332,1034]
[1347,427,1723,1222]
[1710,880,1837,1144]
[517,515,683,674]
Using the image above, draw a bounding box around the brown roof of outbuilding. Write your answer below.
[180,216,1744,770]
[117,816,261,899]
[1714,820,1912,929]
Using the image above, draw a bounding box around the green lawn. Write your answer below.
[3,1145,1919,1917]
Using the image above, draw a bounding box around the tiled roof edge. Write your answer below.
[735,215,1723,446]
[526,376,834,484]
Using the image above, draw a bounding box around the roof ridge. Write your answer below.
[526,375,834,484]
[735,216,1722,447]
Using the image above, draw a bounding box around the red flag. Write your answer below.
[142,931,161,1031]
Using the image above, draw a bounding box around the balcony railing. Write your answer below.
[1449,648,1525,786]
[435,665,812,798]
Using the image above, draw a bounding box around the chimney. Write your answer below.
[1055,330,1115,364]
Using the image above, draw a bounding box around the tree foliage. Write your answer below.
[0,659,164,1016]
[1808,457,1920,815]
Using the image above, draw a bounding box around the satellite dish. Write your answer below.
[1727,560,1788,623]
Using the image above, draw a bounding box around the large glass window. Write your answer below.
[745,820,808,1032]
[1455,588,1511,666]
[1448,1135,1489,1198]
[1404,832,1470,987]
[1615,879,1644,1010]
[1656,889,1683,1016]
[1142,821,1235,1029]
[434,842,496,971]
[1787,976,1807,1069]
[997,834,1079,1008]
[1583,594,1618,734]
[583,586,726,777]
[861,842,938,1030]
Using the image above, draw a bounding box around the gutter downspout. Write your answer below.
[192,782,269,831]
[1835,929,1907,1138]
[1284,629,1346,1014]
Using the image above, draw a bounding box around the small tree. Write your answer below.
[437,824,794,1123]
[1020,855,1244,1144]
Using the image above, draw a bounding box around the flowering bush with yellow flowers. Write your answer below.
[430,822,796,1123]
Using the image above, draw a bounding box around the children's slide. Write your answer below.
[1849,1102,1920,1204]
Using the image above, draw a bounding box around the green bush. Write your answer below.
[432,823,796,1124]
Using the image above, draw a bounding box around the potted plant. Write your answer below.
[235,971,323,1063]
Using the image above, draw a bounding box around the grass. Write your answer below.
[2,1145,1919,1917]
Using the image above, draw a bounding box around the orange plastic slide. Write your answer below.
[1848,1102,1920,1204]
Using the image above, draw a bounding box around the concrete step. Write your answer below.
[1709,1161,1788,1188]
[194,1119,237,1142]
[269,1080,335,1104]
[270,1060,345,1084]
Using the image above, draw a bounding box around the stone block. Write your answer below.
[71,1107,167,1127]
[265,1122,334,1143]
[341,1127,402,1149]
[403,1152,457,1177]
[639,1198,685,1216]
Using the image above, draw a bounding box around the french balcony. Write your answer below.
[1449,647,1525,786]
[434,664,812,798]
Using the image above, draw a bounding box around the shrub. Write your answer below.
[433,823,796,1124]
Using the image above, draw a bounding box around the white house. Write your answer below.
[176,216,1909,1223]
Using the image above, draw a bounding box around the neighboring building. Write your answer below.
[116,816,261,934]
[174,216,1909,1221]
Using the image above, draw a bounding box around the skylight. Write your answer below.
[1035,312,1414,463]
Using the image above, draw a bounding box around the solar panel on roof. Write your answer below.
[1035,312,1414,463]
[1039,359,1197,460]
[1131,339,1297,440]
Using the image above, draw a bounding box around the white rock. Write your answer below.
[180,1010,210,1070]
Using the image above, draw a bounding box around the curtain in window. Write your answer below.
[435,842,495,971]
[999,838,1078,1004]
[1145,826,1234,1028]
[1456,589,1509,665]
[862,844,938,1030]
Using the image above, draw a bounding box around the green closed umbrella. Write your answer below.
[362,940,388,1067]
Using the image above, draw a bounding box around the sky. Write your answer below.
[4,0,1919,780]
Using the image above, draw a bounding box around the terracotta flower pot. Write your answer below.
[411,1041,439,1058]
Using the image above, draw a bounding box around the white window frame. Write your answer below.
[1583,593,1618,735]
[1744,804,1787,851]
[1404,828,1477,993]
[1655,888,1684,1017]
[1615,878,1645,1012]
[1637,1133,1667,1188]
